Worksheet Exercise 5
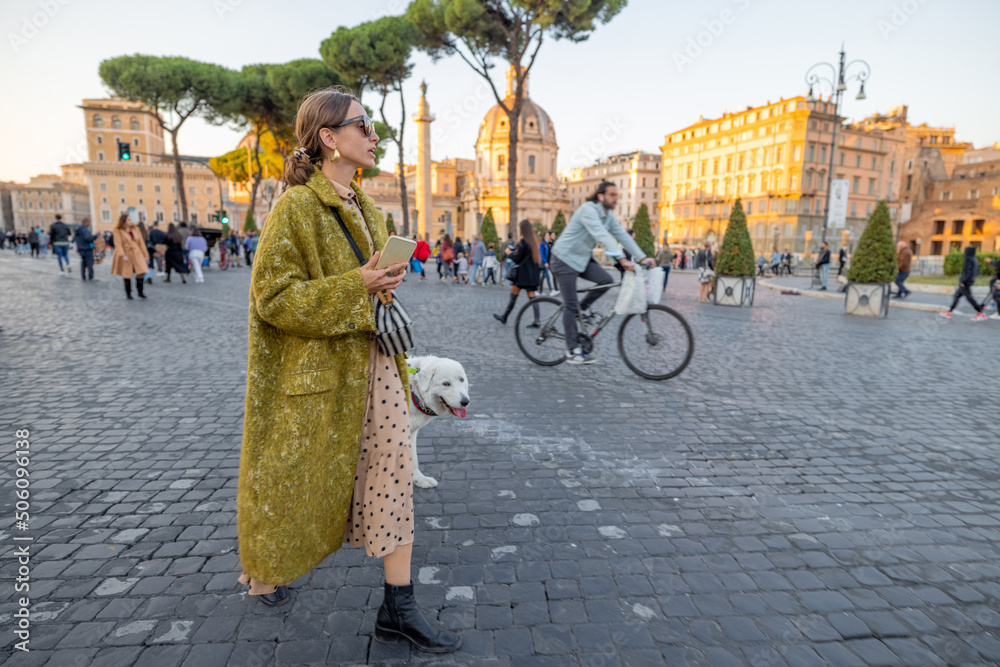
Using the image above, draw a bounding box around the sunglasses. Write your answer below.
[334,113,374,138]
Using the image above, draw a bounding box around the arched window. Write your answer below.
[93,114,104,128]
[528,155,535,173]
[130,117,140,130]
[111,115,121,129]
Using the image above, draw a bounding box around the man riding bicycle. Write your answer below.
[550,180,655,365]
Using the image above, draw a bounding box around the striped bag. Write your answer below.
[331,207,415,356]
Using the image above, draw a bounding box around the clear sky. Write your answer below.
[1,0,997,184]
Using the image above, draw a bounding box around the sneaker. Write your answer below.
[972,312,987,321]
[550,290,560,297]
[938,311,952,319]
[565,348,596,365]
[989,313,1000,320]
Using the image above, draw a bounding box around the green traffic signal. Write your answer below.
[117,141,130,160]
[221,209,229,224]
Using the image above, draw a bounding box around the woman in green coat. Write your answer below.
[235,86,460,653]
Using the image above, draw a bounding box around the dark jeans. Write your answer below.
[53,244,70,270]
[895,270,910,296]
[949,283,982,313]
[79,250,94,280]
[484,268,496,284]
[662,265,671,289]
[30,242,39,257]
[550,255,613,351]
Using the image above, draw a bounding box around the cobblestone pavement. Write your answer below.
[1,250,999,666]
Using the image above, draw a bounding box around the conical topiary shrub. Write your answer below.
[715,198,755,277]
[386,212,396,234]
[551,210,566,238]
[633,204,655,257]
[243,210,257,233]
[480,208,500,257]
[847,200,897,284]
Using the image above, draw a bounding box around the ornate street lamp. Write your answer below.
[804,45,870,246]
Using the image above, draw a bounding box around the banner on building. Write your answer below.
[828,179,849,228]
[899,202,912,223]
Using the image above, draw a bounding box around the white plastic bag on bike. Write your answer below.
[643,267,664,305]
[615,267,648,315]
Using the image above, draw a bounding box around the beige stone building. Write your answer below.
[899,159,1000,258]
[659,96,908,254]
[562,151,662,238]
[9,174,89,233]
[72,98,222,232]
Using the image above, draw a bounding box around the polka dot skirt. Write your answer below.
[343,337,414,557]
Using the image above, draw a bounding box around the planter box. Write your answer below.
[713,275,755,307]
[844,282,891,318]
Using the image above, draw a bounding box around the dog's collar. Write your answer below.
[411,391,437,416]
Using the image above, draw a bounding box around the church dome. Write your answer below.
[476,69,556,147]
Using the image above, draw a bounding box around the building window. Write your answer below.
[130,117,140,130]
[933,220,945,235]
[816,199,823,214]
[871,157,877,170]
[868,178,875,195]
[855,154,861,168]
[133,138,139,146]
[952,220,964,234]
[443,183,450,193]
[852,177,860,194]
[866,203,872,216]
[941,190,951,201]
[950,241,961,252]
[498,155,505,171]
[189,186,195,194]
[154,184,161,193]
[804,172,812,189]
[111,115,121,129]
[100,182,107,191]
[792,145,801,162]
[93,115,104,128]
[820,146,827,163]
[136,184,143,193]
[746,201,753,215]
[528,155,535,173]
[98,151,104,161]
[931,240,943,255]
[839,151,844,166]
[808,144,815,162]
[973,219,985,235]
[96,135,103,145]
[118,183,125,192]
[969,189,979,199]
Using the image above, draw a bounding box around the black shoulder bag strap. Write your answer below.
[329,205,367,266]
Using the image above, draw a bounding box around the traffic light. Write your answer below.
[117,141,130,160]
[220,210,229,225]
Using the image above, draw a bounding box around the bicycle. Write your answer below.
[513,282,694,380]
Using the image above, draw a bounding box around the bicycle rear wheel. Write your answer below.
[514,296,568,366]
[617,304,694,380]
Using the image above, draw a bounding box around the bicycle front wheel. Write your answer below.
[617,304,694,380]
[514,296,567,366]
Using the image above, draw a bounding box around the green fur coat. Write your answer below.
[237,169,410,585]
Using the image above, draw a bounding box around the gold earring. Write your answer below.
[331,148,341,163]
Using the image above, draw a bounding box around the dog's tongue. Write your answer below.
[449,406,468,418]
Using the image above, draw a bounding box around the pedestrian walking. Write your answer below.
[983,258,1000,319]
[235,85,460,653]
[770,247,781,275]
[73,218,97,281]
[163,223,189,284]
[501,233,516,286]
[28,228,40,257]
[439,234,454,282]
[411,234,429,280]
[452,236,465,282]
[49,214,72,272]
[39,229,50,258]
[940,246,986,321]
[482,244,499,285]
[894,241,912,299]
[137,221,155,285]
[227,232,242,268]
[186,228,208,283]
[148,222,167,275]
[178,221,191,269]
[782,249,793,276]
[697,241,715,302]
[816,241,831,290]
[469,234,486,285]
[110,213,149,299]
[837,246,848,276]
[244,231,259,267]
[494,219,542,325]
[656,243,673,290]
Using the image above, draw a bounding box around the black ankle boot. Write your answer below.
[135,277,146,298]
[493,292,518,325]
[375,582,461,653]
[123,279,133,299]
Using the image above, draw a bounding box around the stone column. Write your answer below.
[413,88,434,240]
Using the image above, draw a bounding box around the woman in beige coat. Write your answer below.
[110,213,149,299]
[235,86,460,653]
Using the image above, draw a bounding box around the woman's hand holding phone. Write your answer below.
[360,251,406,294]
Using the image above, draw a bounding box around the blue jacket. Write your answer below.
[551,201,646,273]
[73,226,97,252]
[539,240,550,265]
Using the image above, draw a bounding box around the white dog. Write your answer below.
[406,355,470,488]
